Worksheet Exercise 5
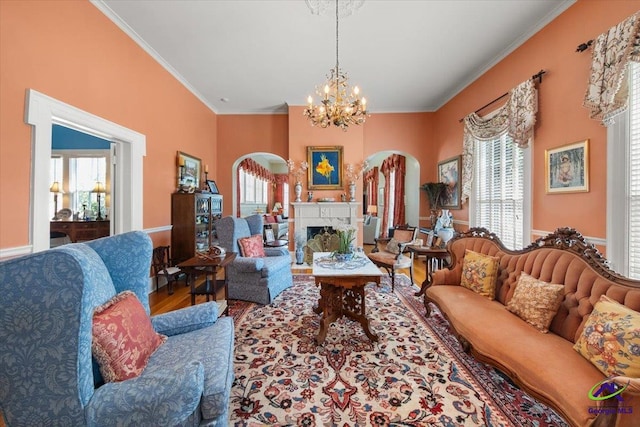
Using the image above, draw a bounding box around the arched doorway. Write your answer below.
[365,151,420,231]
[231,153,288,218]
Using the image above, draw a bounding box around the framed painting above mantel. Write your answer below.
[307,146,343,190]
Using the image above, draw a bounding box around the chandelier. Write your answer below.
[304,0,368,131]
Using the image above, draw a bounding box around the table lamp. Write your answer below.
[367,204,378,216]
[273,202,283,214]
[92,181,106,220]
[50,181,63,220]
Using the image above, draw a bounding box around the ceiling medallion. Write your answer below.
[304,0,368,131]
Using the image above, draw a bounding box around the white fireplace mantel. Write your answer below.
[292,202,360,241]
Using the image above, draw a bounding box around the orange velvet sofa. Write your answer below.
[424,227,640,427]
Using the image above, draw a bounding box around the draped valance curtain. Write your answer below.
[380,154,406,236]
[364,166,379,209]
[583,11,640,125]
[461,79,538,204]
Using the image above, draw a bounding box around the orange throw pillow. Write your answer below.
[460,249,499,299]
[238,234,266,257]
[506,272,564,333]
[92,291,167,382]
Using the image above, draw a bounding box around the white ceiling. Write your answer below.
[95,0,575,115]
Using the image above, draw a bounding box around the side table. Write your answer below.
[406,245,450,297]
[264,239,288,248]
[177,252,237,313]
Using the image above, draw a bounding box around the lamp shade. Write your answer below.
[273,202,283,211]
[92,182,106,193]
[367,204,378,215]
[49,181,63,193]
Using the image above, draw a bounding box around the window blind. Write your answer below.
[473,134,524,249]
[628,62,640,278]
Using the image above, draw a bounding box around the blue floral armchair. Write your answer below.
[217,215,293,305]
[0,231,234,426]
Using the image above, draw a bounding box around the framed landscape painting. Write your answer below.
[438,155,461,209]
[177,151,202,189]
[307,146,343,190]
[545,140,589,193]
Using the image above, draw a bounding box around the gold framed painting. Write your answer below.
[177,151,202,189]
[438,155,461,209]
[545,140,589,193]
[307,146,343,190]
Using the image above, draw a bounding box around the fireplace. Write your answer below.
[306,226,335,241]
[292,201,360,245]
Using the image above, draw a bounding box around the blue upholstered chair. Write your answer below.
[0,231,234,426]
[217,215,293,305]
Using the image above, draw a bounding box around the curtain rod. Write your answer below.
[458,70,546,123]
[576,40,594,52]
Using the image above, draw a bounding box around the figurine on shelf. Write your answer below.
[307,191,313,202]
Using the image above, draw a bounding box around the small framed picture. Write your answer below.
[426,232,435,248]
[206,180,219,194]
[177,151,201,189]
[545,139,589,193]
[307,146,343,190]
[264,227,275,243]
[438,155,461,209]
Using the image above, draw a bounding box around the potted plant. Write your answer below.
[332,224,357,261]
[420,182,447,228]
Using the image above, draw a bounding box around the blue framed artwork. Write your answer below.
[307,146,343,190]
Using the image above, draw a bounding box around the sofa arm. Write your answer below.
[151,302,218,336]
[265,247,289,257]
[85,361,204,427]
[431,264,462,287]
[233,257,265,272]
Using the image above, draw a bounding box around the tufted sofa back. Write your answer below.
[446,228,640,343]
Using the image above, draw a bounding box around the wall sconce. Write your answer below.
[50,181,63,220]
[367,204,378,217]
[92,181,106,221]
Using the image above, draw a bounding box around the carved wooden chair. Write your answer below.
[368,225,418,290]
[151,245,185,295]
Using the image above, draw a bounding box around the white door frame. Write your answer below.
[26,89,146,252]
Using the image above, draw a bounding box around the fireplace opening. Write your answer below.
[306,226,336,241]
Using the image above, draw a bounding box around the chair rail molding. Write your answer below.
[26,89,146,252]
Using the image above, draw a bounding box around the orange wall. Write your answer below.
[0,0,218,249]
[433,0,640,239]
[216,114,289,216]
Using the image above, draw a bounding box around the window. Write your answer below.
[608,61,640,278]
[68,156,107,217]
[239,168,270,205]
[470,134,530,249]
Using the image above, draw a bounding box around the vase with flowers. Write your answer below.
[332,224,357,261]
[287,159,308,202]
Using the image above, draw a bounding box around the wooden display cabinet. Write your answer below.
[171,193,223,264]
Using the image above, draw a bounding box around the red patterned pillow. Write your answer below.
[238,234,266,257]
[92,291,167,382]
[265,215,276,224]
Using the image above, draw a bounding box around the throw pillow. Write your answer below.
[92,291,167,382]
[460,249,499,299]
[573,295,640,377]
[265,215,276,224]
[385,238,401,254]
[506,272,564,333]
[238,234,266,257]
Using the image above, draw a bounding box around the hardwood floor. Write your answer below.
[150,244,429,315]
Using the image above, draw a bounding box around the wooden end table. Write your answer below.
[406,245,450,297]
[177,252,237,312]
[312,252,383,344]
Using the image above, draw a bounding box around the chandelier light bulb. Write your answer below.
[353,86,359,95]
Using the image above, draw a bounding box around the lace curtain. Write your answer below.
[583,12,640,125]
[460,79,538,204]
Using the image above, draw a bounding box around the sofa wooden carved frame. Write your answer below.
[423,227,640,427]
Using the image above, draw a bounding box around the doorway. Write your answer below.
[26,89,145,252]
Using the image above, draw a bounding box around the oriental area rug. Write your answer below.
[228,275,568,427]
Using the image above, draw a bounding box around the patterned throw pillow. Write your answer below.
[92,291,167,382]
[385,238,401,254]
[460,249,499,299]
[573,295,640,377]
[506,272,564,333]
[238,234,266,257]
